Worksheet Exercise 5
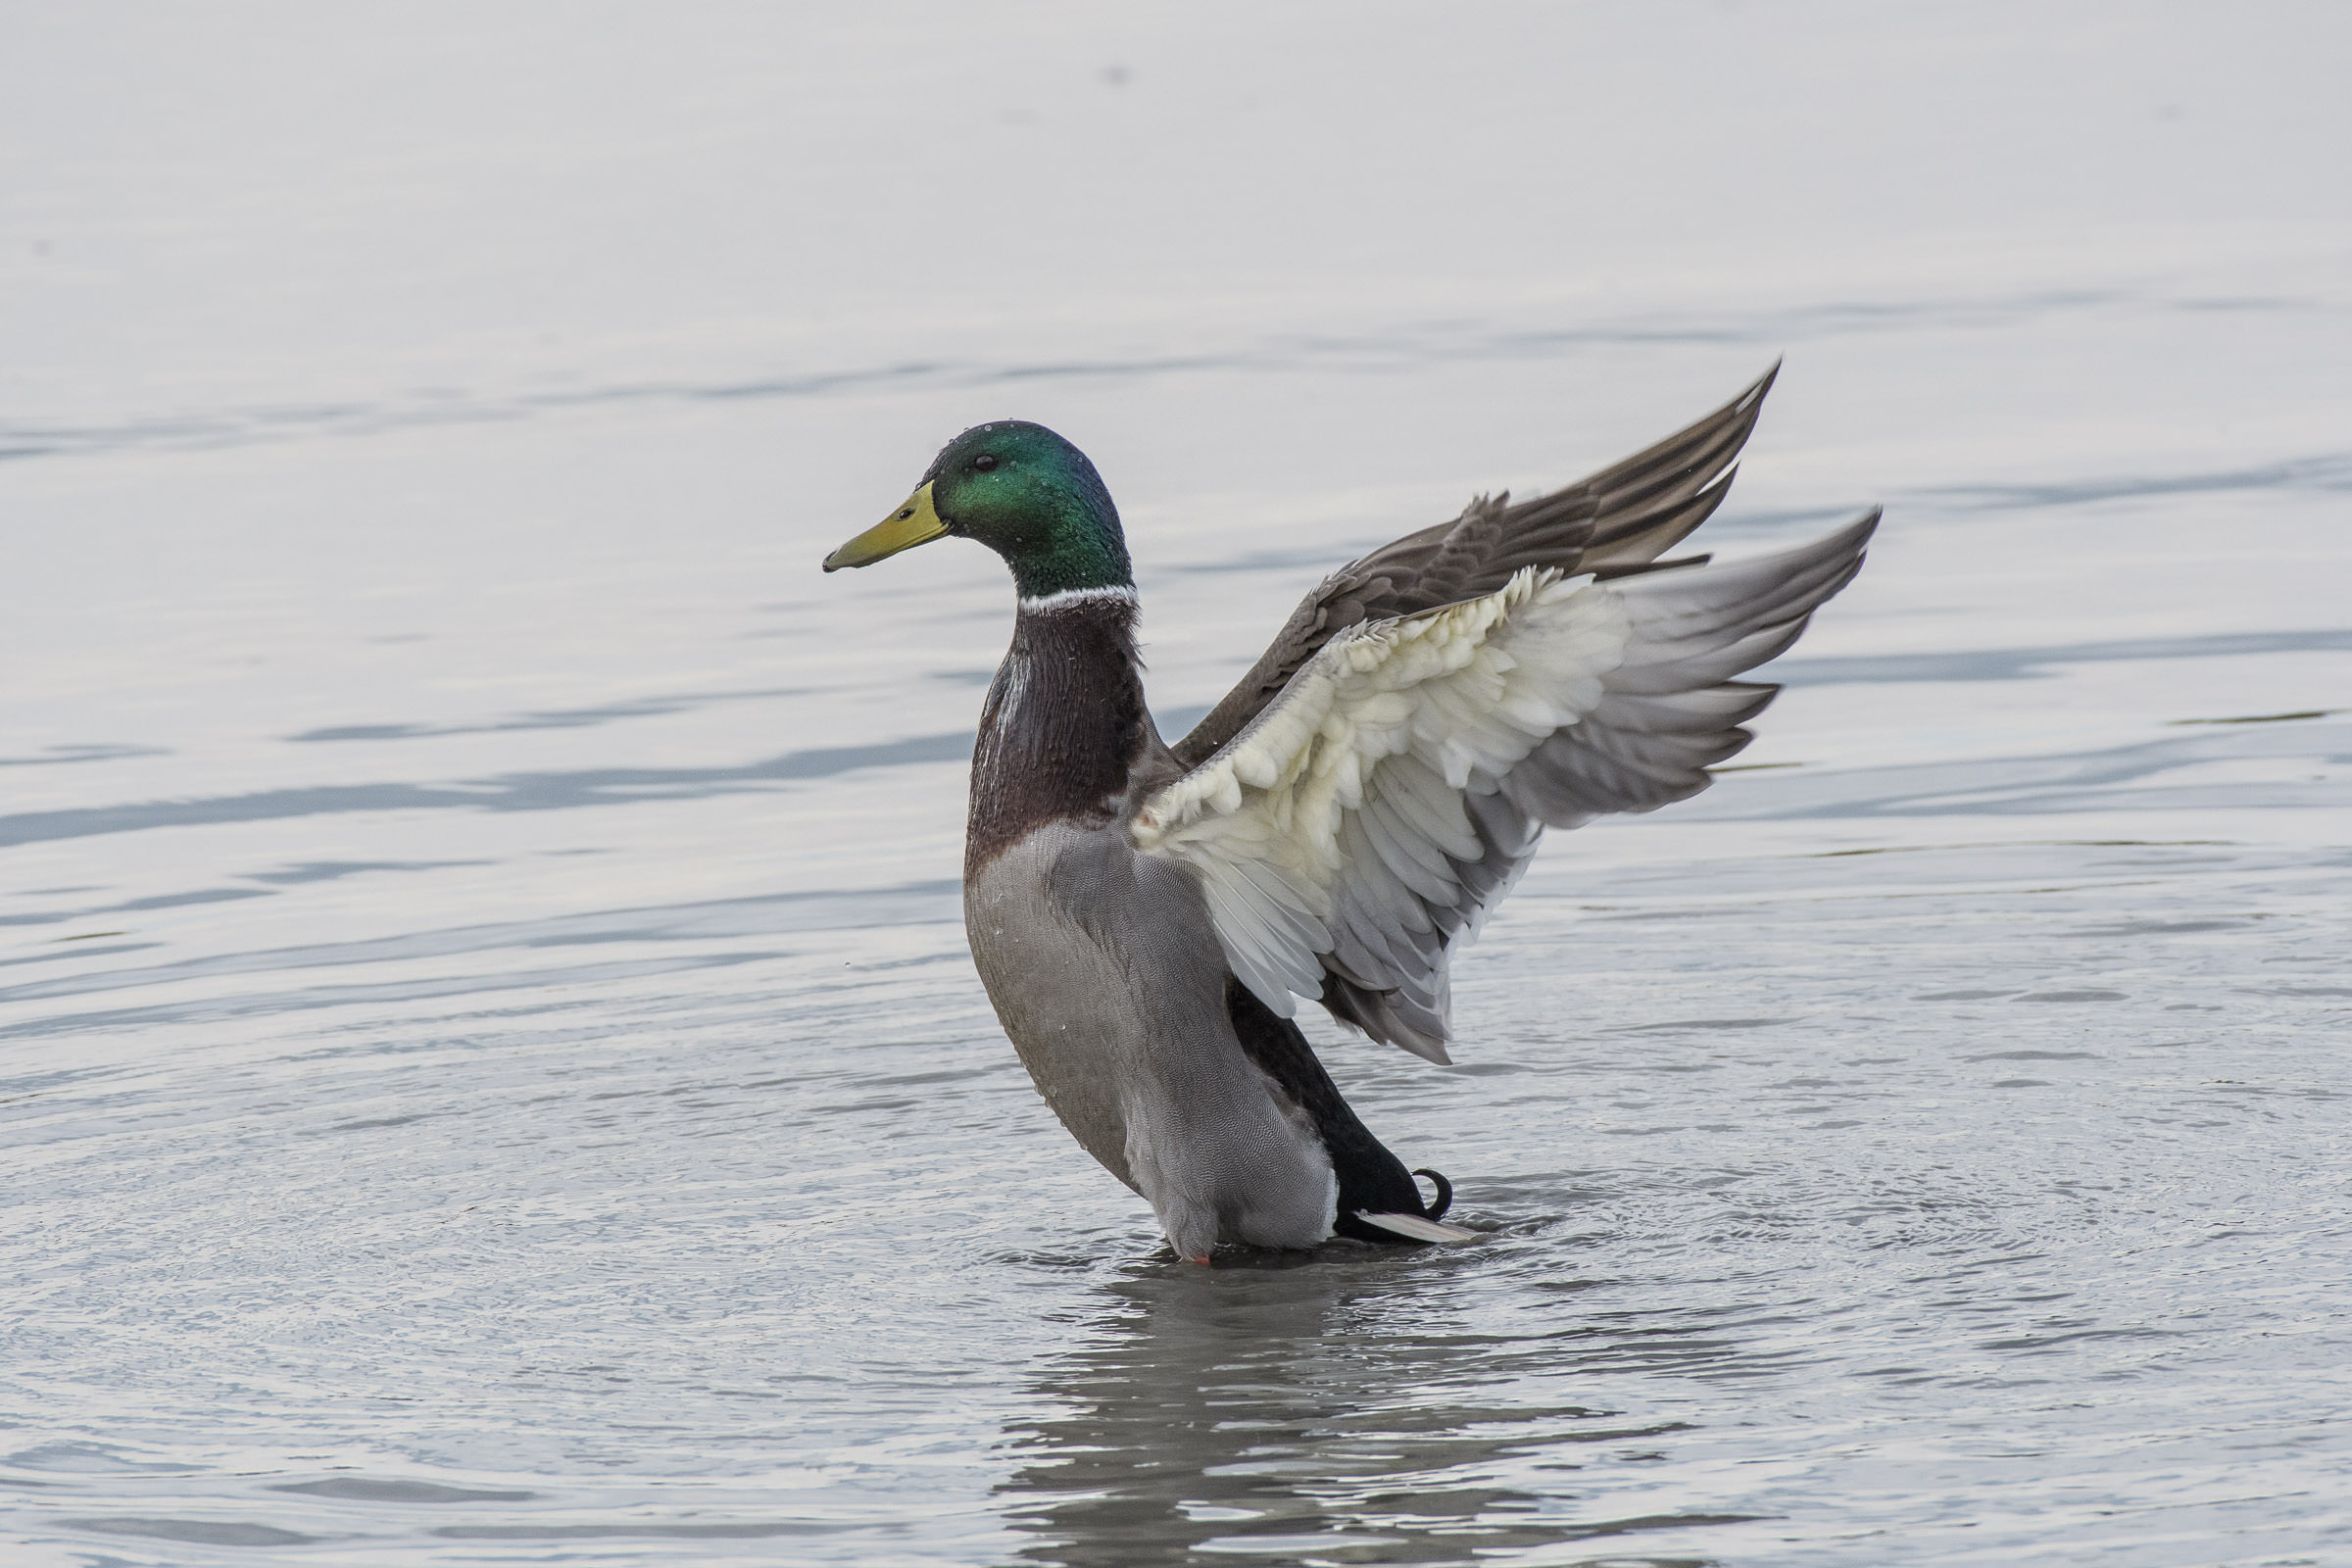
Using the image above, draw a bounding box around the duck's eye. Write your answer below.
[972,454,999,472]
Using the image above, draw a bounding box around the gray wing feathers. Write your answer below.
[1318,783,1540,1061]
[1504,511,1877,820]
[1318,510,1880,1057]
[1171,367,1780,771]
[1144,371,1875,1064]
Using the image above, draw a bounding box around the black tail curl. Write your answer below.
[1412,1167,1453,1220]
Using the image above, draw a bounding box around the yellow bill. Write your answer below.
[823,482,946,571]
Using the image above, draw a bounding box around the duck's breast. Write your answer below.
[963,820,1338,1250]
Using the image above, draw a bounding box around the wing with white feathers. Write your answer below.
[1169,368,1782,771]
[1132,513,1880,1063]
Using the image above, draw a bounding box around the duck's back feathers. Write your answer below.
[1169,366,1778,772]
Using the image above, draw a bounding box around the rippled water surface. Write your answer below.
[6,5,2350,1565]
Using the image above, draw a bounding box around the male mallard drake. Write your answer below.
[823,369,1876,1262]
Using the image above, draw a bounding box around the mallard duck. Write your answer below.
[823,368,1876,1261]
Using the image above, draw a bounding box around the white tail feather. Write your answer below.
[1353,1210,1479,1243]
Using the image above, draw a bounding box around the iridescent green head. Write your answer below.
[823,420,1133,601]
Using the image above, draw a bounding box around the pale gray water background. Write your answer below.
[5,5,2350,1565]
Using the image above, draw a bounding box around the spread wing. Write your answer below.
[1169,366,1781,772]
[1132,514,1879,1063]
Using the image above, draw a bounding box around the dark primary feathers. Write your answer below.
[1169,364,1780,771]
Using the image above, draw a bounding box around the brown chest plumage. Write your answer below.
[964,593,1148,878]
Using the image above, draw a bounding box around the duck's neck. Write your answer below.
[966,585,1147,876]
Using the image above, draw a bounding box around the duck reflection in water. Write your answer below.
[995,1242,1752,1567]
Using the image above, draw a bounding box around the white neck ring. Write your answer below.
[1017,584,1138,612]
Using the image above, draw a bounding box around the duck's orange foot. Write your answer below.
[1190,1254,1212,1266]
